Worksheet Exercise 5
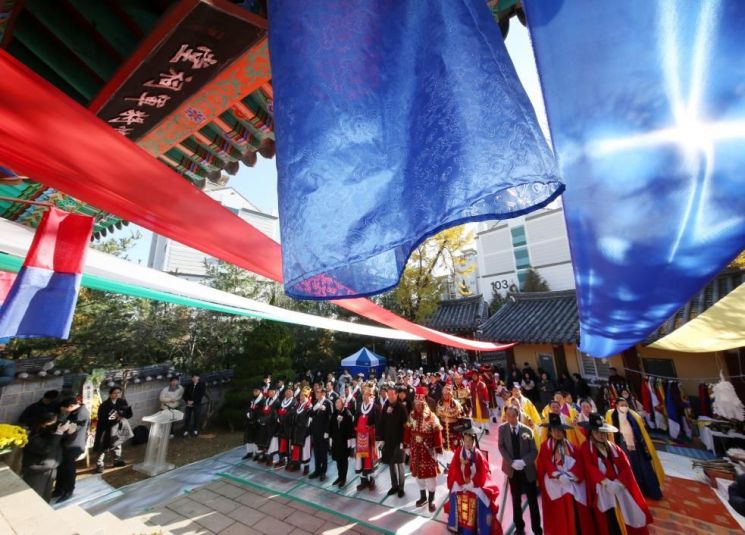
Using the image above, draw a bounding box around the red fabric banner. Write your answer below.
[0,271,16,305]
[0,50,510,351]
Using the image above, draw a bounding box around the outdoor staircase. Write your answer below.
[0,464,156,535]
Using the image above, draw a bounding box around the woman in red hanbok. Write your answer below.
[445,421,503,534]
[579,413,653,535]
[537,414,594,535]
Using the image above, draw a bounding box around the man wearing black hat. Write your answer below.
[579,413,653,535]
[445,420,502,534]
[537,414,593,535]
[498,406,541,535]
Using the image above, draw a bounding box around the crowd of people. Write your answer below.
[13,371,211,505]
[243,363,665,535]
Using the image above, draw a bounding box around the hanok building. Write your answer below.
[426,294,491,367]
[0,0,272,231]
[479,269,745,400]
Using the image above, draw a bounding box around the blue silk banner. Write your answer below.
[525,0,745,357]
[269,0,563,300]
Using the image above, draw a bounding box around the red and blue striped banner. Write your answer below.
[0,207,93,339]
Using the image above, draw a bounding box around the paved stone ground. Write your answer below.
[138,479,394,535]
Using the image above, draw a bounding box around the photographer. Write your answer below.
[22,412,70,502]
[92,386,132,473]
[54,397,90,502]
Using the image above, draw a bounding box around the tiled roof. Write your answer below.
[646,269,745,342]
[479,290,578,344]
[427,295,490,334]
[479,269,745,346]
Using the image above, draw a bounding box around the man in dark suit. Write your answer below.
[54,397,90,502]
[309,388,333,482]
[182,372,206,437]
[498,406,542,535]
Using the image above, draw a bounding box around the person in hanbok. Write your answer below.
[354,386,380,491]
[404,386,444,512]
[242,386,263,460]
[605,398,664,500]
[437,384,465,468]
[503,384,541,428]
[329,397,355,487]
[445,420,503,534]
[539,398,583,448]
[576,399,594,440]
[454,373,472,416]
[288,386,313,474]
[580,413,653,535]
[273,387,296,468]
[342,384,357,413]
[537,414,594,535]
[255,384,279,465]
[470,372,491,433]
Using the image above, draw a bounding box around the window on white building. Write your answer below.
[578,351,610,379]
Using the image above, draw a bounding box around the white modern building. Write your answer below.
[148,185,278,280]
[475,199,574,302]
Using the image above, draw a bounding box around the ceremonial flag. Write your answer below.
[526,1,745,357]
[0,272,15,304]
[0,208,93,339]
[269,0,562,299]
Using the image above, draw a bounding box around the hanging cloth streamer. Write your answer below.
[0,50,508,352]
[268,0,563,299]
[525,0,745,358]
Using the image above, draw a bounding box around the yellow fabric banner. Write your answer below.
[650,284,745,352]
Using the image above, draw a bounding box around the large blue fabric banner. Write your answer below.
[526,0,745,357]
[269,0,563,300]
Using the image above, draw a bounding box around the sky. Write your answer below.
[111,21,547,266]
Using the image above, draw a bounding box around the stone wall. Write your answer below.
[120,379,229,428]
[0,376,65,425]
[0,375,230,429]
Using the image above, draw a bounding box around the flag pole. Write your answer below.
[0,196,52,208]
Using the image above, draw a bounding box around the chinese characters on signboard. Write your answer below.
[107,46,214,136]
[93,1,267,140]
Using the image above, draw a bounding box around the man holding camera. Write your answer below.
[93,386,133,473]
[54,397,90,502]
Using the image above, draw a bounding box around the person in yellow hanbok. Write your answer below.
[538,398,584,448]
[605,398,664,500]
[502,384,542,446]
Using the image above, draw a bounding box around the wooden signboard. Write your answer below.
[90,0,267,141]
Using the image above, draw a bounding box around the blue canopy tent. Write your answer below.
[340,348,387,378]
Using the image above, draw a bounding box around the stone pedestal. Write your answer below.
[133,409,183,476]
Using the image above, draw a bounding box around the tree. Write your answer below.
[220,320,295,430]
[489,286,507,314]
[729,250,745,269]
[521,268,550,292]
[392,225,475,322]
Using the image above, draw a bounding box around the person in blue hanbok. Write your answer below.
[605,398,664,500]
